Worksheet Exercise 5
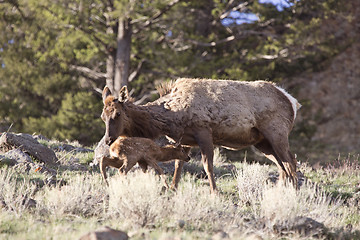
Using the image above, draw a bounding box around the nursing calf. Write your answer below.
[100,136,190,187]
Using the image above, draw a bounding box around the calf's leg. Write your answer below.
[138,161,148,173]
[118,157,137,175]
[100,156,113,186]
[170,147,191,190]
[146,158,169,189]
[171,160,184,190]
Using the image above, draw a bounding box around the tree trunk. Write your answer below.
[105,9,115,95]
[106,48,115,95]
[113,18,132,97]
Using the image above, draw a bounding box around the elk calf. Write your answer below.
[100,136,190,187]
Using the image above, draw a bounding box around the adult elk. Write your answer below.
[101,78,301,193]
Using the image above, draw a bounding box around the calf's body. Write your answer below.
[100,136,190,186]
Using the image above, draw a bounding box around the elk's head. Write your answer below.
[101,86,129,145]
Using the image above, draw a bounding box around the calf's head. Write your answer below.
[101,86,129,145]
[164,145,191,162]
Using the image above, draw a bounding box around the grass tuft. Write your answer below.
[236,162,270,207]
[35,173,106,217]
[0,168,37,216]
[108,171,168,228]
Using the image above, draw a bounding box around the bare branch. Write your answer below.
[250,48,289,61]
[128,59,145,82]
[235,30,276,38]
[70,65,106,80]
[134,90,158,105]
[188,35,235,47]
[3,0,27,20]
[169,29,276,52]
[220,2,249,20]
[133,0,182,33]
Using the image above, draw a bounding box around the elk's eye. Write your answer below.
[115,112,121,117]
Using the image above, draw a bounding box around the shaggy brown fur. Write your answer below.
[100,136,190,186]
[101,78,301,193]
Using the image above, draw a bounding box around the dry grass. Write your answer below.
[35,173,106,217]
[107,171,168,228]
[0,168,37,216]
[213,147,227,167]
[236,162,270,207]
[107,172,238,231]
[259,183,346,228]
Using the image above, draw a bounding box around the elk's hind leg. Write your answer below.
[118,157,137,175]
[255,129,297,186]
[194,128,216,193]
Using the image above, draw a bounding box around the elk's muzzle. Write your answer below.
[105,137,115,145]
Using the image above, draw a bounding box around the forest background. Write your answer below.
[1,0,359,163]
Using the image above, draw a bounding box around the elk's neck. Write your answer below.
[122,102,175,139]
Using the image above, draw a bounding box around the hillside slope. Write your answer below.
[288,1,360,155]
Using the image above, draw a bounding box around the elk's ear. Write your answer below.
[119,86,129,102]
[102,86,112,104]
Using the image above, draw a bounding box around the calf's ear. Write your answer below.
[119,86,129,102]
[102,86,112,104]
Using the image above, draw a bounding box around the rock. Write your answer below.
[92,136,109,166]
[79,226,128,240]
[0,132,57,166]
[1,149,34,171]
[0,155,18,166]
[177,219,185,229]
[0,148,57,176]
[228,229,246,239]
[3,149,35,172]
[273,216,327,237]
[245,233,263,240]
[4,148,33,163]
[290,216,327,237]
[212,231,229,240]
